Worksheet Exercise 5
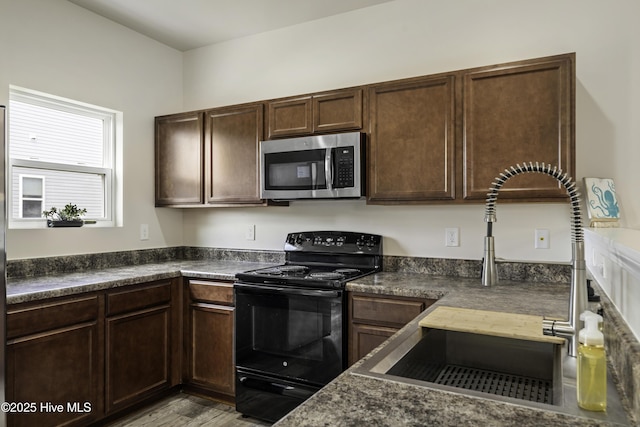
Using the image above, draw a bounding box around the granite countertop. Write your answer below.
[6,260,277,304]
[276,273,633,427]
[6,260,635,425]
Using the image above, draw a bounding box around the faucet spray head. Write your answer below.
[482,235,497,286]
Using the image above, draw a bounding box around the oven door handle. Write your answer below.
[235,282,341,298]
[238,376,317,400]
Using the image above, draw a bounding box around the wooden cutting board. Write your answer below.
[418,306,565,344]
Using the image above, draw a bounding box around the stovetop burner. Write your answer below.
[235,231,383,289]
[260,265,310,275]
[243,265,366,281]
[334,268,361,275]
[309,272,345,280]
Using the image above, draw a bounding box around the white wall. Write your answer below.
[182,0,640,261]
[2,0,638,263]
[1,0,185,259]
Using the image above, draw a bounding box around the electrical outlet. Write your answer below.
[246,224,255,241]
[140,224,149,241]
[535,228,549,249]
[445,228,459,247]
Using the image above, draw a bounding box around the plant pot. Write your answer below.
[47,219,84,228]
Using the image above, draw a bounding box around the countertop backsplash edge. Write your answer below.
[7,248,571,282]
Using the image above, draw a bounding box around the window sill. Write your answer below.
[9,220,117,229]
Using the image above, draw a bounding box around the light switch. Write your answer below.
[246,224,255,241]
[140,224,149,241]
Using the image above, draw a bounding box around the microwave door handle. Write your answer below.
[326,148,333,190]
[310,162,317,190]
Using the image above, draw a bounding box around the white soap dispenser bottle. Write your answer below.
[577,310,606,411]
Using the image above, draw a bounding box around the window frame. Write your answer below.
[8,86,120,229]
[18,173,45,219]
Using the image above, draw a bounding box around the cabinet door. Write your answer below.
[155,112,204,206]
[349,323,398,367]
[105,305,171,414]
[7,323,102,427]
[188,303,235,397]
[267,97,312,138]
[368,76,456,203]
[204,105,264,204]
[105,281,175,414]
[267,90,364,138]
[6,295,102,427]
[463,54,575,200]
[312,89,363,133]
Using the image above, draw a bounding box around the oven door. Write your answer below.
[234,282,345,386]
[261,145,331,198]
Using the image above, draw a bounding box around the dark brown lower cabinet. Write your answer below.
[6,279,180,427]
[348,292,435,366]
[106,306,171,413]
[184,279,235,403]
[6,295,103,427]
[105,280,178,415]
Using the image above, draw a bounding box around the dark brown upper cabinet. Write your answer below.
[155,112,204,206]
[155,53,575,207]
[155,104,266,207]
[267,96,312,138]
[368,75,456,203]
[462,53,575,201]
[204,104,264,204]
[267,88,363,139]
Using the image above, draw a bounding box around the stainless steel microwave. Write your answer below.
[260,132,365,200]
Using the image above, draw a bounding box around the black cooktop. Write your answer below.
[235,231,383,289]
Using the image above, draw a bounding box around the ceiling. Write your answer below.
[68,0,394,51]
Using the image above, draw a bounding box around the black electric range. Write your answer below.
[234,231,382,423]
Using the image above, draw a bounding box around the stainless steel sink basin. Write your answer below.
[382,328,563,405]
[353,309,630,425]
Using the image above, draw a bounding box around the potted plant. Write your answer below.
[42,203,88,227]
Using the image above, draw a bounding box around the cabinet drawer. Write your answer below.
[189,280,233,306]
[350,294,427,327]
[7,295,99,340]
[107,280,172,316]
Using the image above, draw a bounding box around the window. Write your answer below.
[19,175,44,218]
[8,86,122,227]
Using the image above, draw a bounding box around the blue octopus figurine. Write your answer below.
[590,181,619,218]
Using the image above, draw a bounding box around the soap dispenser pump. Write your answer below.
[577,310,606,411]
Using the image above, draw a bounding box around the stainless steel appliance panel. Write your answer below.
[260,132,365,199]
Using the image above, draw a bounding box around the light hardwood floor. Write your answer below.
[106,393,271,427]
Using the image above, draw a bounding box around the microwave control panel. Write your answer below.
[332,146,355,188]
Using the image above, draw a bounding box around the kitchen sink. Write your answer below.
[382,328,562,405]
[353,309,631,425]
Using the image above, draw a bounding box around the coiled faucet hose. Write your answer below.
[484,162,583,243]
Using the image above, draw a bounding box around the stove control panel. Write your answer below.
[285,231,382,254]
